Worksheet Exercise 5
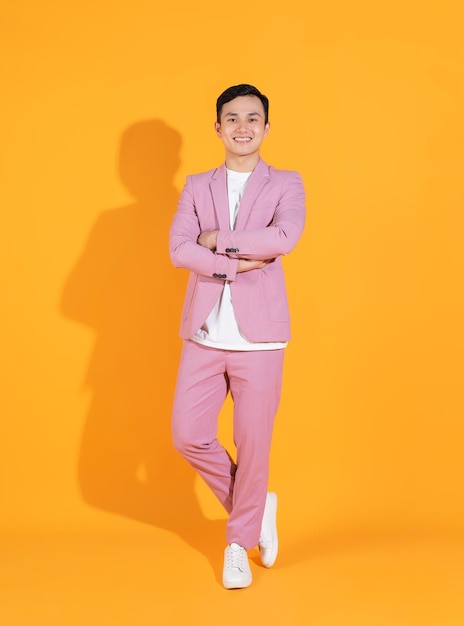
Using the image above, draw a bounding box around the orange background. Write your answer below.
[1,1,463,624]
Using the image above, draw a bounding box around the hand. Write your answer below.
[197,230,218,251]
[237,258,274,273]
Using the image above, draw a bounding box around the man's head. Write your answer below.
[216,84,269,124]
[215,84,270,170]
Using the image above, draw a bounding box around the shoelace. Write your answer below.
[225,545,247,571]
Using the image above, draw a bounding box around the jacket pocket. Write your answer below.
[261,268,290,322]
[182,274,198,320]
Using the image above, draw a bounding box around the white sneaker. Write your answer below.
[259,492,278,568]
[222,543,252,589]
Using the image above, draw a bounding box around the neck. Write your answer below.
[225,153,260,173]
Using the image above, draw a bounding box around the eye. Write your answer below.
[227,117,237,123]
[249,118,258,123]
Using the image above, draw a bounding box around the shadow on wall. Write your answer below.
[60,120,223,552]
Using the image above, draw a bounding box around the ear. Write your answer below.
[214,121,222,138]
[264,122,270,138]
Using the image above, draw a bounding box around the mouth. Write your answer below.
[233,137,252,143]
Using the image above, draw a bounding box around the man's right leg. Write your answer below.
[171,340,235,514]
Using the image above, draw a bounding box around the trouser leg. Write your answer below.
[225,349,284,549]
[171,340,236,512]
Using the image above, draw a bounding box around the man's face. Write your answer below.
[215,95,270,161]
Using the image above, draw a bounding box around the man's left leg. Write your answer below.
[225,348,285,550]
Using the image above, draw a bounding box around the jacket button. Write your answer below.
[212,273,218,278]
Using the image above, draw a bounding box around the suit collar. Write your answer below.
[211,158,269,180]
[210,159,270,230]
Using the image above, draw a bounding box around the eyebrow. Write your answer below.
[224,111,262,117]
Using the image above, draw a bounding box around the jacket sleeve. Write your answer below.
[169,176,239,281]
[216,171,306,260]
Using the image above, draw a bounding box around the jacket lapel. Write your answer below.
[209,164,230,230]
[209,159,271,231]
[234,159,270,230]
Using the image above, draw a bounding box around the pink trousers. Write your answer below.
[172,339,284,549]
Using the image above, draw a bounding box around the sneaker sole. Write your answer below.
[223,574,252,589]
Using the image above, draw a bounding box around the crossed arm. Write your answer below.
[169,171,306,280]
[197,230,272,273]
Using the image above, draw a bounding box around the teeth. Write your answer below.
[234,138,251,142]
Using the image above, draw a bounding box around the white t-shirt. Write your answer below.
[191,168,287,351]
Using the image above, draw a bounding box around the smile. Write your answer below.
[233,137,252,143]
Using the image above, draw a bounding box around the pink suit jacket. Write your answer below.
[169,158,306,342]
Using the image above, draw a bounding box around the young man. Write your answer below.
[169,84,306,588]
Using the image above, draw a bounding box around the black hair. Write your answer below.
[216,84,269,124]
